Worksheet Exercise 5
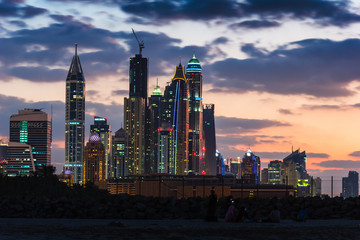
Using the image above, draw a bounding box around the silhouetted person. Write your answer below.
[206,189,218,221]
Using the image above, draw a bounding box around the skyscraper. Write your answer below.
[111,128,129,178]
[268,160,282,185]
[148,84,163,173]
[9,109,51,171]
[129,53,148,103]
[203,104,216,175]
[283,149,308,179]
[90,116,111,179]
[83,134,105,185]
[186,53,203,175]
[241,149,260,184]
[342,171,359,198]
[65,44,85,184]
[1,142,35,176]
[162,64,189,175]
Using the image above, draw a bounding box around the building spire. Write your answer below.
[179,56,182,66]
[75,43,77,57]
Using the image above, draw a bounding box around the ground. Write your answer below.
[0,218,359,239]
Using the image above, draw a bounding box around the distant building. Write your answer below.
[83,134,105,185]
[90,116,111,179]
[230,157,241,179]
[111,128,129,178]
[281,160,300,187]
[313,177,322,196]
[297,179,310,197]
[1,142,35,176]
[261,168,268,184]
[157,124,175,174]
[65,44,85,184]
[203,104,216,175]
[342,171,359,198]
[241,150,260,184]
[215,150,225,175]
[268,160,282,185]
[10,109,51,172]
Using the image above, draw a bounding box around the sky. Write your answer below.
[0,0,360,195]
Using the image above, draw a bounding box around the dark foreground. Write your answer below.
[0,218,359,240]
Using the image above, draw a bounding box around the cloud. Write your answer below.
[307,153,330,158]
[212,37,229,45]
[313,160,360,169]
[207,38,360,97]
[278,109,293,115]
[112,90,128,96]
[0,1,47,18]
[6,66,67,82]
[215,116,290,134]
[117,0,360,26]
[349,151,360,157]
[230,20,281,29]
[241,43,268,58]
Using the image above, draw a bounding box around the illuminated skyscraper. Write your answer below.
[111,128,129,178]
[65,44,85,184]
[90,116,111,179]
[283,149,307,179]
[241,150,260,184]
[162,64,189,175]
[203,104,216,175]
[186,53,203,174]
[148,84,163,173]
[10,109,52,171]
[268,160,282,185]
[83,134,105,185]
[1,142,35,177]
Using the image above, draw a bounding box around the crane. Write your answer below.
[132,28,144,55]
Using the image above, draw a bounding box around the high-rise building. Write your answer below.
[148,84,163,173]
[313,177,322,196]
[111,128,129,178]
[124,97,146,175]
[124,48,148,176]
[90,116,111,179]
[83,134,105,185]
[161,64,189,175]
[230,157,241,179]
[241,150,260,184]
[9,109,51,171]
[261,168,269,184]
[65,44,85,184]
[342,171,359,198]
[157,124,175,173]
[1,142,35,176]
[215,150,225,175]
[203,104,216,175]
[268,160,282,185]
[281,160,300,187]
[186,53,204,175]
[129,54,148,103]
[283,149,308,179]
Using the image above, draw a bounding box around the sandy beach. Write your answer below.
[0,218,359,239]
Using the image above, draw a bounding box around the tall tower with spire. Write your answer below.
[161,63,189,174]
[186,53,203,174]
[64,44,85,184]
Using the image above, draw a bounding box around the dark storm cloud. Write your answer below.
[230,20,281,29]
[207,38,360,97]
[313,160,360,169]
[349,151,360,157]
[0,0,47,18]
[215,116,290,134]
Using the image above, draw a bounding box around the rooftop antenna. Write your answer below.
[179,56,182,65]
[132,28,144,55]
[75,43,77,56]
[156,78,159,86]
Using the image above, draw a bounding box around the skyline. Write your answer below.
[1,0,360,195]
